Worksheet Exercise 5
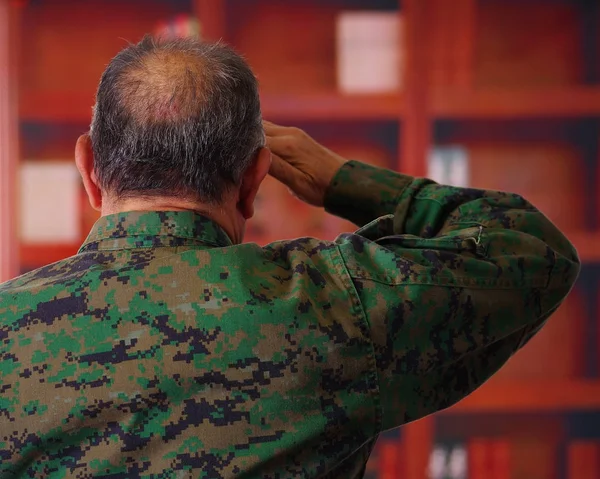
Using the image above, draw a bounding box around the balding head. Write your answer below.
[90,35,264,203]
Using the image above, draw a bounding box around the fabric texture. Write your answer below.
[0,161,580,478]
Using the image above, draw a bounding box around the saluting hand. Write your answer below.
[264,121,348,207]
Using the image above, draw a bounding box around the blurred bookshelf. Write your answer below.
[2,0,600,478]
[432,87,600,119]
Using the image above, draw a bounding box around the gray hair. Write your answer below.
[90,35,264,203]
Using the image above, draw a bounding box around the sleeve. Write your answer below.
[324,160,581,431]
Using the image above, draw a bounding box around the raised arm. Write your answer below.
[265,122,580,431]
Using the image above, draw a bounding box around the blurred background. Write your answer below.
[0,0,599,477]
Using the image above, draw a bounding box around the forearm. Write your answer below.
[325,161,579,272]
[324,161,413,227]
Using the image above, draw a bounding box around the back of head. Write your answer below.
[90,35,263,204]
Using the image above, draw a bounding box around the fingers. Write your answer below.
[264,121,308,161]
[265,134,297,160]
[263,120,289,137]
[264,120,303,189]
[264,121,304,143]
[268,153,298,188]
[264,122,331,207]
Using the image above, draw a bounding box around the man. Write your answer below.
[0,36,579,478]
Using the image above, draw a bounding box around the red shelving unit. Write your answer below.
[4,0,599,477]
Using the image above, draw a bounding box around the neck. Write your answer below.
[101,196,243,244]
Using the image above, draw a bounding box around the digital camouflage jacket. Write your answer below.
[0,161,580,478]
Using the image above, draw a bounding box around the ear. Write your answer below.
[238,147,271,220]
[75,134,102,211]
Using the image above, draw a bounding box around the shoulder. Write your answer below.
[213,237,351,294]
[0,253,100,305]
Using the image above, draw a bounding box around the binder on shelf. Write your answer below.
[380,441,402,479]
[467,438,489,479]
[428,442,467,479]
[466,438,510,479]
[510,434,558,479]
[336,11,403,94]
[428,146,470,187]
[428,444,448,479]
[568,441,600,479]
[20,161,81,244]
[489,439,510,479]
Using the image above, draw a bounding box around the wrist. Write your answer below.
[324,160,413,226]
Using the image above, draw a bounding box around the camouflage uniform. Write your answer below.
[0,161,579,478]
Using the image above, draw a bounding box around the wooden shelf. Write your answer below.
[260,92,404,121]
[445,379,600,413]
[432,86,600,119]
[20,90,405,123]
[21,87,600,123]
[262,87,600,122]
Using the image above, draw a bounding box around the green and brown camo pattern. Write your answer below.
[0,161,580,478]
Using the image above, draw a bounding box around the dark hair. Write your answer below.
[90,35,264,203]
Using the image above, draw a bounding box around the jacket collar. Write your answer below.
[78,211,233,253]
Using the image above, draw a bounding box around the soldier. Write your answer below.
[0,36,579,478]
